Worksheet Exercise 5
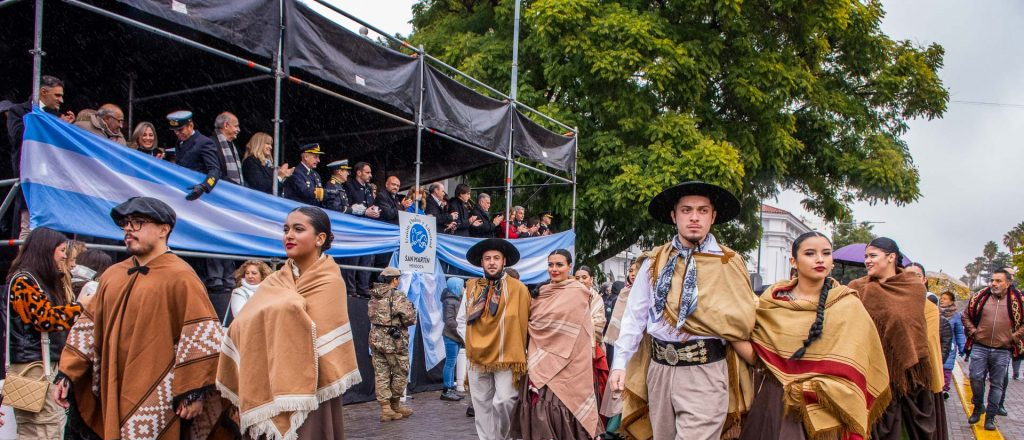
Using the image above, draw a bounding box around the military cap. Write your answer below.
[110,197,176,227]
[166,110,193,129]
[326,159,351,170]
[301,143,324,155]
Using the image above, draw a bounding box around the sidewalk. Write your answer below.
[949,358,1024,440]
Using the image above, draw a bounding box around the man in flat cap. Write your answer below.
[54,197,226,439]
[282,143,325,206]
[456,238,531,440]
[368,267,417,422]
[322,159,352,214]
[609,181,757,440]
[167,111,223,201]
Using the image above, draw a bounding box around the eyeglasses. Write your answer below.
[117,217,154,231]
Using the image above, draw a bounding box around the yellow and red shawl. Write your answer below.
[752,279,891,440]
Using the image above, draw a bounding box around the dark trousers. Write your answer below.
[970,344,1011,415]
[196,258,235,320]
[341,255,372,297]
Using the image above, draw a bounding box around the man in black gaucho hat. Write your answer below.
[609,181,757,440]
[456,238,531,440]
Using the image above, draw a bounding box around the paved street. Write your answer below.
[343,390,479,439]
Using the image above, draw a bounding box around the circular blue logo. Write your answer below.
[409,223,429,254]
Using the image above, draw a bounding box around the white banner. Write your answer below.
[399,211,436,273]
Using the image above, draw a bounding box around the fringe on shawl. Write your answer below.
[780,379,894,440]
[469,361,527,376]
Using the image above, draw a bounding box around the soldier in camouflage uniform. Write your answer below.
[368,267,417,422]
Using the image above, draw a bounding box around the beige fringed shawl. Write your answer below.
[217,255,360,440]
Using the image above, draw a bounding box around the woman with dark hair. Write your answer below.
[734,231,890,440]
[847,237,945,440]
[511,249,601,439]
[218,207,360,439]
[446,183,477,236]
[5,227,83,438]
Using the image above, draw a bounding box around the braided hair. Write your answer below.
[789,231,832,360]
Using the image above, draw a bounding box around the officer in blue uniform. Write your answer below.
[168,110,223,201]
[282,143,325,206]
[322,159,352,213]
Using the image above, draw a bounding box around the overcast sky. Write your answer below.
[327,0,1024,276]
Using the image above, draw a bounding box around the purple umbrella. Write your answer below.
[833,243,912,267]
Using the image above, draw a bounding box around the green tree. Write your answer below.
[1004,221,1024,251]
[831,220,877,249]
[964,256,986,289]
[408,0,948,264]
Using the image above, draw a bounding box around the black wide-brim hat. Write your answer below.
[647,181,741,225]
[466,238,521,267]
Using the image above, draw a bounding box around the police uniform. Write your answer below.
[282,143,324,206]
[322,159,351,213]
[168,111,222,197]
[367,271,416,404]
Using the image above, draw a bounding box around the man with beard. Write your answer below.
[457,238,530,440]
[54,197,225,439]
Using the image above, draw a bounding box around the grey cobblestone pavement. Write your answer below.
[343,391,480,439]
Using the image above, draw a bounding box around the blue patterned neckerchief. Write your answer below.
[651,234,710,329]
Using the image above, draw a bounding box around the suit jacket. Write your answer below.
[282,163,322,206]
[375,190,401,225]
[424,195,450,230]
[176,130,223,183]
[469,207,496,238]
[242,156,275,194]
[446,197,473,237]
[5,101,59,177]
[211,134,241,185]
[344,179,374,212]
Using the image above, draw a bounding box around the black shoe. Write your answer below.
[466,406,475,417]
[968,409,982,424]
[984,415,997,431]
[998,406,1008,416]
[440,389,463,401]
[943,391,950,400]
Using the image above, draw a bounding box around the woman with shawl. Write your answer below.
[734,232,890,440]
[217,207,361,439]
[847,237,944,440]
[512,249,601,439]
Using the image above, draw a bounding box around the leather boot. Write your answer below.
[968,407,982,424]
[984,414,997,431]
[379,400,401,422]
[390,397,413,418]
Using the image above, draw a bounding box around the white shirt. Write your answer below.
[611,236,724,370]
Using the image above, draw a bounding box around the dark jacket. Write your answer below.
[441,288,464,346]
[322,176,350,213]
[375,190,401,225]
[175,130,223,190]
[242,155,275,194]
[424,195,452,231]
[446,197,473,237]
[5,101,59,177]
[343,179,374,212]
[469,207,495,238]
[211,134,241,185]
[939,314,953,364]
[3,271,74,365]
[282,163,322,206]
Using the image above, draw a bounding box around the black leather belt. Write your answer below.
[651,338,726,366]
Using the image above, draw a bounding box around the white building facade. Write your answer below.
[749,205,813,289]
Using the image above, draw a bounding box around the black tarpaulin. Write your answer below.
[513,109,576,173]
[422,65,512,155]
[115,0,280,60]
[285,1,420,116]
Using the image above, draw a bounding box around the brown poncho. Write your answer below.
[524,279,601,437]
[217,255,361,440]
[848,271,933,396]
[751,279,891,439]
[60,253,223,440]
[464,275,531,375]
[621,243,757,440]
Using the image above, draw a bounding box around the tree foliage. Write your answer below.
[407,0,948,265]
[831,220,877,249]
[1004,221,1024,251]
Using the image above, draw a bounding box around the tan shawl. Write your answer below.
[621,242,757,440]
[527,280,602,437]
[60,253,223,440]
[752,279,891,439]
[603,284,631,345]
[464,275,531,374]
[217,255,360,440]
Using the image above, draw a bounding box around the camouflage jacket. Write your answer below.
[368,283,417,353]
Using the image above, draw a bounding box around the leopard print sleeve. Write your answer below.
[9,274,82,332]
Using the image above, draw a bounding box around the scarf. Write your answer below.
[939,303,957,320]
[752,279,891,439]
[848,271,932,396]
[603,284,632,345]
[217,255,360,440]
[467,274,504,323]
[963,286,1024,357]
[526,280,601,437]
[621,241,757,440]
[651,235,702,328]
[217,134,243,185]
[463,275,531,374]
[234,279,259,300]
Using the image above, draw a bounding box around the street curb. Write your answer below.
[952,361,1005,440]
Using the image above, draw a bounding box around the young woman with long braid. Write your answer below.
[733,232,891,440]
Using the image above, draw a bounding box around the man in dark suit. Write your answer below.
[470,193,503,238]
[282,143,325,206]
[425,182,457,233]
[342,161,378,298]
[375,175,410,225]
[211,111,244,186]
[169,110,223,201]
